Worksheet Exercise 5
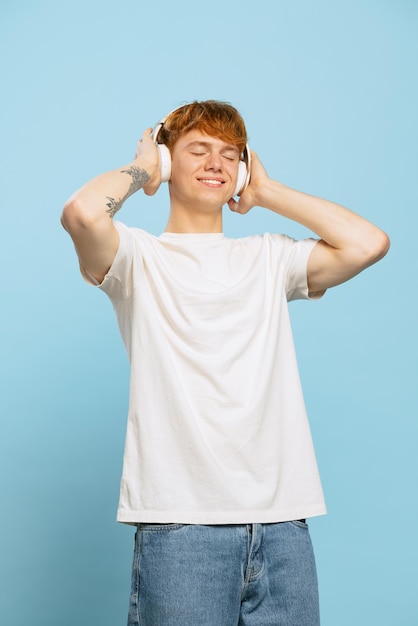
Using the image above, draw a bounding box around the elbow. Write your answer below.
[61,197,96,235]
[358,228,390,270]
[61,197,82,233]
[370,229,390,264]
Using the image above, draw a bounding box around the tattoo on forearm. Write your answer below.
[122,166,150,195]
[105,196,123,217]
[105,166,151,218]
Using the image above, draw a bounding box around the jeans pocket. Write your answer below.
[289,519,309,529]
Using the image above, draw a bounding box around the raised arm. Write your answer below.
[228,153,390,295]
[61,129,161,283]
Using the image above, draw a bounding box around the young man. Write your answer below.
[62,100,389,626]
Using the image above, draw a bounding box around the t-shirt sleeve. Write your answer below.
[97,221,142,300]
[282,237,324,302]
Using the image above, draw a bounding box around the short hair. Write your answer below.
[158,100,247,155]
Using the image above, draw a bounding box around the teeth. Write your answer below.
[200,179,222,185]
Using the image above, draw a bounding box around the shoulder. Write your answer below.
[233,232,305,258]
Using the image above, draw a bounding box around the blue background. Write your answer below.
[1,0,417,624]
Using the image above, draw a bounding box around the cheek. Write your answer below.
[170,164,198,193]
[171,157,199,179]
[227,165,239,185]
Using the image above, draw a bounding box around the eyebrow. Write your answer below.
[186,140,239,154]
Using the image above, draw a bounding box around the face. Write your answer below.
[169,129,241,211]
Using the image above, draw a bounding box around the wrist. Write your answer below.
[257,178,288,212]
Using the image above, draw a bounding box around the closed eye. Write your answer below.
[221,149,240,161]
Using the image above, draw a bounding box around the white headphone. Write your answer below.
[151,108,251,197]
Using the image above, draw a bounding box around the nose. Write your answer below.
[204,152,222,172]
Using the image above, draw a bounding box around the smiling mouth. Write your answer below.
[198,178,225,186]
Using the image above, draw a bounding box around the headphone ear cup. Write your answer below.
[234,160,247,197]
[157,144,171,182]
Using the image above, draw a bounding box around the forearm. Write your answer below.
[259,179,386,256]
[62,161,150,231]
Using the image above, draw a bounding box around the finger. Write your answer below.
[227,197,239,212]
[142,127,154,141]
[143,180,160,197]
[134,128,155,159]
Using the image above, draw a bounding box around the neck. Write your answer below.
[164,205,223,234]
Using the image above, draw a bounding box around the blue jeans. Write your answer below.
[127,521,320,625]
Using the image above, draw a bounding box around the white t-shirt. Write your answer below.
[98,221,327,524]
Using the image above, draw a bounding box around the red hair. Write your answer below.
[158,100,247,155]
